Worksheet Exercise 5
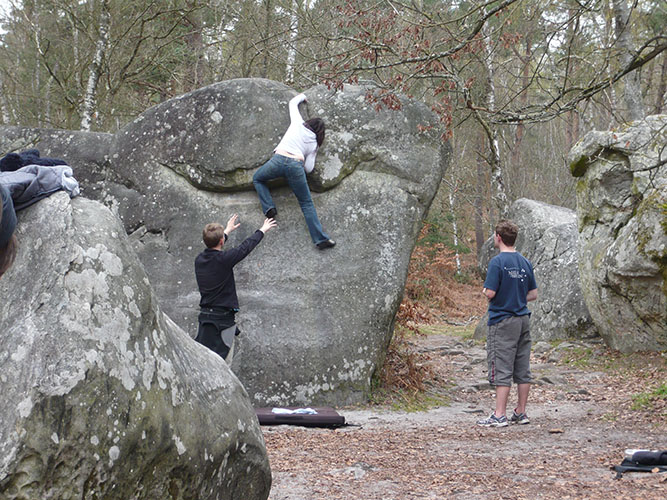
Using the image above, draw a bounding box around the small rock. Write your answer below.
[473,382,492,391]
[539,375,568,385]
[462,408,485,414]
[533,341,552,355]
[547,352,564,363]
[470,355,487,365]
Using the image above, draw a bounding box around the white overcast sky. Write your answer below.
[0,0,13,18]
[0,0,17,34]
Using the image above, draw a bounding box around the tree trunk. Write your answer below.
[70,15,79,73]
[239,0,252,78]
[45,71,54,126]
[564,7,580,151]
[184,5,205,90]
[32,1,42,125]
[565,110,580,153]
[612,0,645,121]
[605,3,618,128]
[261,0,273,79]
[474,134,485,257]
[654,54,667,114]
[511,35,531,168]
[479,21,509,218]
[448,185,461,275]
[285,0,299,84]
[80,0,110,131]
[0,73,10,124]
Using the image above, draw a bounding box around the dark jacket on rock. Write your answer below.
[0,148,68,172]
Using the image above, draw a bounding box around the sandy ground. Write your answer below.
[262,331,667,499]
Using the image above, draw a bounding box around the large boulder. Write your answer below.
[474,198,596,341]
[0,193,270,500]
[568,115,667,352]
[0,78,449,406]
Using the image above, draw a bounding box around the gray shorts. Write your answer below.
[486,315,532,386]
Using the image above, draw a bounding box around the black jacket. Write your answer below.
[194,230,264,309]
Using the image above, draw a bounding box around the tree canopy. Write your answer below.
[0,0,663,240]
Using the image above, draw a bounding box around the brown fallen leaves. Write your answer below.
[264,330,666,499]
[265,419,666,499]
[264,229,666,499]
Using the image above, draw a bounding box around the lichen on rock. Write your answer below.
[0,194,271,499]
[568,115,667,352]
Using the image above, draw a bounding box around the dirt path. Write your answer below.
[262,330,666,499]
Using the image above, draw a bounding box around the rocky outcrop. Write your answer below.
[0,78,449,406]
[568,115,667,352]
[0,193,270,500]
[475,198,596,341]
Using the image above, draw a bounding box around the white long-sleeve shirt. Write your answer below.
[274,94,319,173]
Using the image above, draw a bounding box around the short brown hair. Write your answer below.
[495,219,518,246]
[203,223,225,248]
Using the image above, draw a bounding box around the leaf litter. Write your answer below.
[264,237,666,499]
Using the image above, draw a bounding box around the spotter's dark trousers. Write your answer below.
[195,307,237,361]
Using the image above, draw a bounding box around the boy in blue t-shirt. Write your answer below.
[477,220,538,428]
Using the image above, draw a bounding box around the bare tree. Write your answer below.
[298,0,664,256]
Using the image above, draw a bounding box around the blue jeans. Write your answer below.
[253,154,330,244]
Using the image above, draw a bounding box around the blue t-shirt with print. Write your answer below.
[484,251,537,326]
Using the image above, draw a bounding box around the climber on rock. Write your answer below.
[252,93,335,250]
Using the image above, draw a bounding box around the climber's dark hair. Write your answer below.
[304,118,325,147]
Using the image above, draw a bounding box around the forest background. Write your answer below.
[0,0,664,368]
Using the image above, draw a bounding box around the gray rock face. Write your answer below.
[568,115,667,352]
[474,198,596,341]
[1,78,448,406]
[0,126,113,184]
[0,194,270,500]
[307,85,448,194]
[112,79,294,192]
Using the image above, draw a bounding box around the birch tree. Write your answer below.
[476,18,509,218]
[80,0,110,131]
[447,177,462,275]
[285,0,300,84]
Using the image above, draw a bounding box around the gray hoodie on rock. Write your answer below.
[0,164,79,212]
